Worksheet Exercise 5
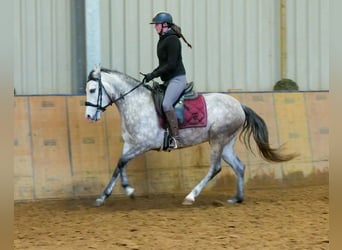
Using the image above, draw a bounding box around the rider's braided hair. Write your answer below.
[170,23,192,49]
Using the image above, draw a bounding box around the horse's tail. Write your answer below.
[239,104,298,162]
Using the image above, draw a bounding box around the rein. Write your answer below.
[112,80,147,103]
[85,72,147,111]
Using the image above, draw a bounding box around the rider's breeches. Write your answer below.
[162,74,187,112]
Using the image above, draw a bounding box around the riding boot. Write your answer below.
[164,109,181,148]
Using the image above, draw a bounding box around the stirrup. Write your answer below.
[162,129,180,151]
[168,136,178,149]
[162,129,177,151]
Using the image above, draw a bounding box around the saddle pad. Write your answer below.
[179,94,207,129]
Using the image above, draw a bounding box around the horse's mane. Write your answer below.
[87,67,140,85]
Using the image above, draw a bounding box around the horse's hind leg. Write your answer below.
[221,138,245,204]
[183,144,223,205]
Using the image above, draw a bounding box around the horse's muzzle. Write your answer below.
[86,114,99,122]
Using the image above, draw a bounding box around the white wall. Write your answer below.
[14,0,73,94]
[286,0,329,90]
[13,0,329,94]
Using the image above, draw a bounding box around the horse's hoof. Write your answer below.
[182,198,194,206]
[212,199,226,207]
[227,197,243,204]
[125,186,135,197]
[129,193,135,200]
[95,198,105,207]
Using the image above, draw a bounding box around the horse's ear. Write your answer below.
[88,66,101,81]
[91,66,101,79]
[93,66,101,77]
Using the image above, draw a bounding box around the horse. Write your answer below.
[85,67,297,206]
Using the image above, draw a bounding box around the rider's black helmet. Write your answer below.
[150,12,173,24]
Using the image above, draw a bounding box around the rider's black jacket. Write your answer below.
[151,29,186,82]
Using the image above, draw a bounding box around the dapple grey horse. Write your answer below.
[85,67,297,206]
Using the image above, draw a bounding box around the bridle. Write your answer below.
[85,72,147,112]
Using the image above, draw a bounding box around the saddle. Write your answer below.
[146,81,207,151]
[148,81,198,124]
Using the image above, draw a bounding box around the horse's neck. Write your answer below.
[102,72,145,101]
[109,78,155,118]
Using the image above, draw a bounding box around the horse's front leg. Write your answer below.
[96,158,135,206]
[95,163,121,206]
[119,162,135,198]
[96,143,148,206]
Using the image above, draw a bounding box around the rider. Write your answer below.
[144,11,192,148]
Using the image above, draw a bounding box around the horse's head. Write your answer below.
[85,68,113,122]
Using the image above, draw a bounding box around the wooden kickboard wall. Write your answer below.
[29,96,73,199]
[14,97,34,200]
[14,92,329,201]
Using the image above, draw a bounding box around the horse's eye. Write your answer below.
[90,89,96,94]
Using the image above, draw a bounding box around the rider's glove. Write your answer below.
[144,73,154,83]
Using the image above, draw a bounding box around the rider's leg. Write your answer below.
[162,75,186,147]
[164,108,180,144]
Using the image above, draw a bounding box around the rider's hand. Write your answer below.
[144,73,154,83]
